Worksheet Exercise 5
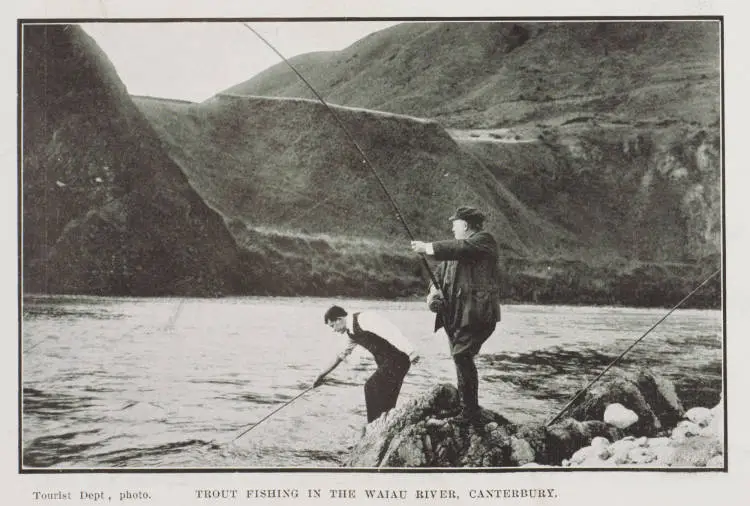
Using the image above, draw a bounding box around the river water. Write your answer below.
[21,296,722,469]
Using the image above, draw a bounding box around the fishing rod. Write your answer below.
[240,23,449,309]
[545,268,721,427]
[232,385,316,443]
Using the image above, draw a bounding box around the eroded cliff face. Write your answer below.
[22,25,243,295]
[460,123,721,263]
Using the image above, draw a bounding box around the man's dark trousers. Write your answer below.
[450,324,495,416]
[364,353,410,423]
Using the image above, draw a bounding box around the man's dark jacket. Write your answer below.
[431,231,501,334]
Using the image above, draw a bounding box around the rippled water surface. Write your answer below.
[21,296,722,469]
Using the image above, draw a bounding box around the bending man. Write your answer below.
[313,305,420,423]
[411,206,501,425]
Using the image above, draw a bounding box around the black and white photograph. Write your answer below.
[18,12,727,480]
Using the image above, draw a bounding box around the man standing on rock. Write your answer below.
[313,305,420,424]
[411,206,501,425]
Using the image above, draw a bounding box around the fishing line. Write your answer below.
[545,267,721,427]
[241,24,413,236]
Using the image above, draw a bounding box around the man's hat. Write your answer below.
[448,206,486,225]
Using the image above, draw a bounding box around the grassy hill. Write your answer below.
[214,20,721,306]
[229,22,720,128]
[135,94,576,257]
[221,21,720,262]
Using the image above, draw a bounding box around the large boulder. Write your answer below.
[685,407,712,427]
[634,369,685,428]
[567,369,682,436]
[542,418,621,465]
[344,384,620,467]
[344,384,515,468]
[603,403,639,429]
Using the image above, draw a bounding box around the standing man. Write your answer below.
[410,206,501,425]
[313,305,420,424]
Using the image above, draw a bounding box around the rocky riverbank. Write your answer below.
[343,369,723,468]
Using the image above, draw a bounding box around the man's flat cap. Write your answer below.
[448,206,486,224]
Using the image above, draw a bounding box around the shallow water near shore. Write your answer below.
[21,296,722,469]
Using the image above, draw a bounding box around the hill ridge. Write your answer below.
[213,92,443,124]
[228,21,719,128]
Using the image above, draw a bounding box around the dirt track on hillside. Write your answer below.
[448,128,539,144]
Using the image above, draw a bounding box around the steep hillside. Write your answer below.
[229,21,720,128]
[221,20,721,265]
[135,93,720,307]
[22,25,243,295]
[135,94,577,257]
[457,121,721,262]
